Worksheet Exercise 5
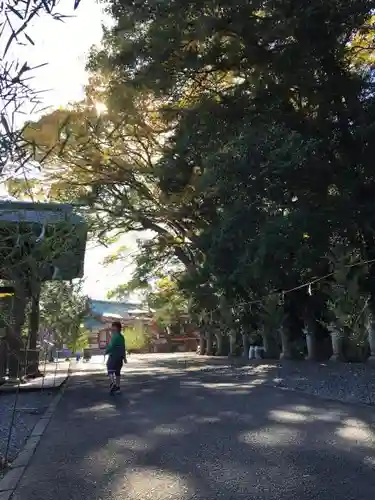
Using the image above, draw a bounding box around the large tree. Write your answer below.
[89,0,375,355]
[16,0,375,359]
[90,0,374,262]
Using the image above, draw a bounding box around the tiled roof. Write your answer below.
[88,299,148,317]
[84,317,105,331]
[84,299,150,331]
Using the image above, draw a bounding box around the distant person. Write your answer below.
[105,321,126,394]
[76,352,81,362]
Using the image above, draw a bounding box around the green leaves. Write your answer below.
[16,0,375,347]
[123,324,150,351]
[148,275,188,329]
[39,280,88,350]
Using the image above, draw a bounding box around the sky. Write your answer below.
[1,0,142,300]
[6,0,106,110]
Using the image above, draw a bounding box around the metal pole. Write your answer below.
[53,350,59,388]
[40,342,49,393]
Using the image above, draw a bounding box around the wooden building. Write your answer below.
[84,299,152,354]
[84,299,199,354]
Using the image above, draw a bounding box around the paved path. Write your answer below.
[11,354,375,499]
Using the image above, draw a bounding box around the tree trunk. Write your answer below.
[0,340,7,379]
[248,345,255,360]
[28,288,40,350]
[366,310,375,362]
[6,334,24,379]
[0,288,14,379]
[7,285,27,378]
[13,287,27,338]
[329,324,344,361]
[206,331,213,355]
[242,332,249,358]
[198,333,205,355]
[25,285,41,377]
[279,325,292,360]
[304,320,318,361]
[215,331,224,356]
[305,333,317,360]
[262,330,279,359]
[229,331,236,356]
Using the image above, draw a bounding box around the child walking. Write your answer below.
[105,321,126,394]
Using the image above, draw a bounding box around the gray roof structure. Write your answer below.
[0,200,88,280]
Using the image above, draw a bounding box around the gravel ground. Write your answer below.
[223,360,375,405]
[0,390,54,471]
[268,361,375,404]
[214,358,375,405]
[140,353,375,406]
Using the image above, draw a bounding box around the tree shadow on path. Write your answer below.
[11,358,375,500]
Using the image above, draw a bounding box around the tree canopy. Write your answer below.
[16,0,375,360]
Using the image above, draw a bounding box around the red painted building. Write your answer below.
[84,299,199,354]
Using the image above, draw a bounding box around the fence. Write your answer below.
[0,347,72,469]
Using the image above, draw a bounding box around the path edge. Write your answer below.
[0,381,68,499]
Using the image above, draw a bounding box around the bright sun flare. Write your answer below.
[94,101,107,115]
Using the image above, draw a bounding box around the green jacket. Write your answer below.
[105,332,126,360]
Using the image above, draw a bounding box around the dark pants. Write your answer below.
[107,356,123,377]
